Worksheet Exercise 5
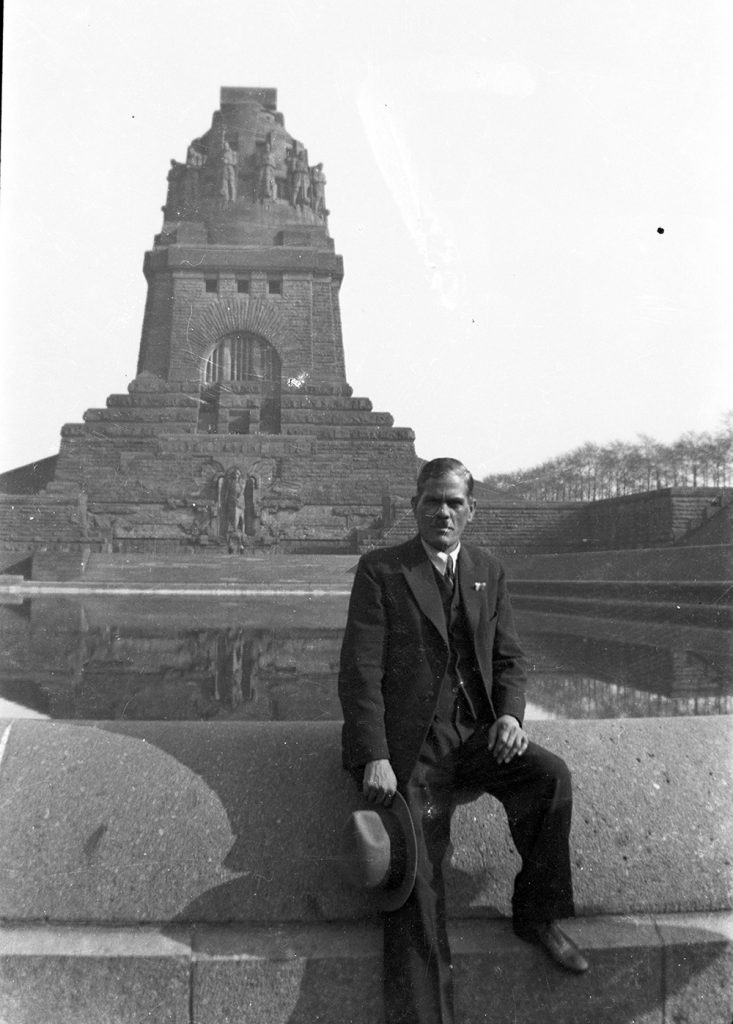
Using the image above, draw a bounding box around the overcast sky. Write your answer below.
[1,0,730,479]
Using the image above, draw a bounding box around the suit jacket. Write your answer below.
[338,536,527,785]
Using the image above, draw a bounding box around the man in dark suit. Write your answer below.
[339,458,588,1024]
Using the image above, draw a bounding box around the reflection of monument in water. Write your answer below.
[1,598,730,721]
[520,616,733,717]
[0,598,344,722]
[3,88,417,555]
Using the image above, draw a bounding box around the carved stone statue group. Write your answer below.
[286,148,327,214]
[220,140,238,202]
[252,135,328,212]
[166,132,328,216]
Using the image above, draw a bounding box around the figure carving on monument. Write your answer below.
[220,139,238,202]
[217,466,246,552]
[288,146,310,208]
[309,162,328,217]
[184,140,206,205]
[243,473,259,536]
[257,137,278,202]
[166,159,186,210]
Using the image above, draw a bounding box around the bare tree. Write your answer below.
[482,414,733,500]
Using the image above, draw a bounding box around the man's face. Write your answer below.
[411,472,476,552]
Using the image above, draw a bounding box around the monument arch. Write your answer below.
[198,330,282,435]
[203,330,280,387]
[187,296,287,376]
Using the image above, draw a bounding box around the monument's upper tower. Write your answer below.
[137,87,346,426]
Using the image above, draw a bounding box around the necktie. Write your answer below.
[444,554,455,590]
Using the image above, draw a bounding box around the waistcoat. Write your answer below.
[432,561,491,723]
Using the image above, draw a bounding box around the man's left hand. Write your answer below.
[488,715,529,764]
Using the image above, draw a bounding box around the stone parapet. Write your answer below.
[0,716,730,1022]
[143,245,344,279]
[0,717,728,925]
[504,543,733,581]
[0,495,84,552]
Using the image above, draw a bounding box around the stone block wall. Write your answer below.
[676,500,733,547]
[377,501,586,554]
[469,503,586,553]
[0,457,58,497]
[504,543,733,581]
[0,495,84,556]
[135,271,174,378]
[578,489,732,550]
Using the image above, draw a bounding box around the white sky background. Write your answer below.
[0,0,730,479]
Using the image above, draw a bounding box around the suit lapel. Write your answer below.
[402,538,449,646]
[457,545,483,638]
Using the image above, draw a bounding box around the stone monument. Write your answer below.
[3,87,417,555]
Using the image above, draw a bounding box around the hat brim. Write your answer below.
[375,791,418,912]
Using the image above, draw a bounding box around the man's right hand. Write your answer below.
[363,759,398,805]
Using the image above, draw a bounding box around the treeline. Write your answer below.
[482,415,733,502]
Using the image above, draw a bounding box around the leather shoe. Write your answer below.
[514,921,589,973]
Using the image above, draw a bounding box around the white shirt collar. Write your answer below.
[420,539,461,576]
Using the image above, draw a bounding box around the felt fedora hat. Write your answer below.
[341,791,418,912]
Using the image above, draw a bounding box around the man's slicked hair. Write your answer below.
[415,458,474,498]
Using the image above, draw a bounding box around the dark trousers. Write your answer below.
[383,715,575,1024]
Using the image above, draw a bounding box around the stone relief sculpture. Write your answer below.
[288,146,310,208]
[243,473,259,536]
[220,140,238,202]
[216,466,261,552]
[257,138,278,201]
[165,127,325,218]
[166,159,186,209]
[309,162,327,218]
[184,140,206,204]
[218,466,246,552]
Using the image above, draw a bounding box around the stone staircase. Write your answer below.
[676,495,733,546]
[0,369,418,558]
[363,500,586,554]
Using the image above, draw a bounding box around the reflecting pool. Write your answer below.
[0,593,730,721]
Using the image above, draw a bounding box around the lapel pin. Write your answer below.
[473,582,486,591]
